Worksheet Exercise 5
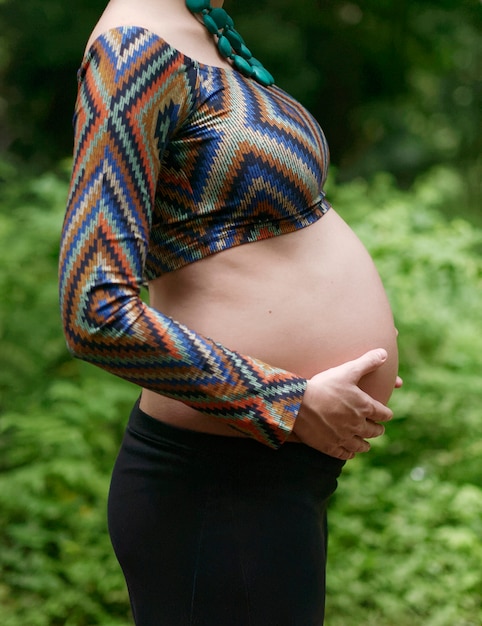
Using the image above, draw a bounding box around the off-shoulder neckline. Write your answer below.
[82,25,247,76]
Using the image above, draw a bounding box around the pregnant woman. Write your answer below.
[59,0,401,624]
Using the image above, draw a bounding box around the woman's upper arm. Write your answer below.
[58,27,307,448]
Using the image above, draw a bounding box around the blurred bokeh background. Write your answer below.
[0,1,481,624]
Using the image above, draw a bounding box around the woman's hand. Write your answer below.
[293,349,398,460]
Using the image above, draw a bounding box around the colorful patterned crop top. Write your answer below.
[59,26,332,448]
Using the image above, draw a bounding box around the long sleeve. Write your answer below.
[59,27,307,448]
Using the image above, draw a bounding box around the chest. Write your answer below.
[158,69,330,214]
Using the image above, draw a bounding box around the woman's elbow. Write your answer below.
[61,322,99,363]
[59,302,104,363]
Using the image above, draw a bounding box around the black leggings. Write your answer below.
[108,400,344,626]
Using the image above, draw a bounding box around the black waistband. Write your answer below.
[127,398,345,474]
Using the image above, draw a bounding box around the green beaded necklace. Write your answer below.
[185,0,275,87]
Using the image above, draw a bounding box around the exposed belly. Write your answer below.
[141,209,398,434]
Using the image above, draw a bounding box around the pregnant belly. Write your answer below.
[237,211,399,405]
[145,210,398,429]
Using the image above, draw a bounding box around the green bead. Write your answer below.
[185,0,275,86]
[217,35,233,58]
[186,0,210,13]
[233,55,254,77]
[202,14,219,35]
[251,65,275,86]
[237,43,252,60]
[210,8,234,29]
[224,29,245,49]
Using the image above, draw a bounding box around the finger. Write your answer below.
[395,376,403,388]
[331,446,357,460]
[347,348,388,383]
[370,400,393,422]
[338,448,356,460]
[364,420,385,439]
[351,437,371,453]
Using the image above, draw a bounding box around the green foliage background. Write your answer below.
[0,0,481,624]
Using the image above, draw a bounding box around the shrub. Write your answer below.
[0,161,481,624]
[325,168,482,625]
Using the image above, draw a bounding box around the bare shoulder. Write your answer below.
[84,0,231,68]
[84,0,161,53]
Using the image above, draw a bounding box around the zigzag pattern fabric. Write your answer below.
[59,26,332,447]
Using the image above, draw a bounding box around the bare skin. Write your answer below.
[88,0,402,461]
